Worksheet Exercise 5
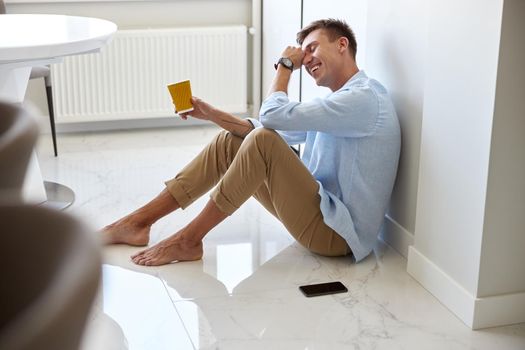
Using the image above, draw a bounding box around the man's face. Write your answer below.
[301,29,342,88]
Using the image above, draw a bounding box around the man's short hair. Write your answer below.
[297,19,357,59]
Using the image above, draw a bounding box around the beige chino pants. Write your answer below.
[165,128,351,257]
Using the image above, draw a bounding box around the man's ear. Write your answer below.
[338,37,349,53]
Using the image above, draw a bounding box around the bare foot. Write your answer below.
[131,233,203,266]
[100,218,151,246]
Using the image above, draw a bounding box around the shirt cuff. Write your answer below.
[246,117,263,129]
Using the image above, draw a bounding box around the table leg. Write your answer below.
[2,66,74,209]
[22,152,48,204]
[42,181,75,210]
[0,66,31,101]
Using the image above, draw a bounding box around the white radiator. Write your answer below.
[51,26,247,123]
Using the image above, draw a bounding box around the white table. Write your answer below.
[0,14,116,207]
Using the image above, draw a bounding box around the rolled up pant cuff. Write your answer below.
[210,189,238,215]
[164,179,193,209]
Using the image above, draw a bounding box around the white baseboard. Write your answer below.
[40,106,253,134]
[408,246,525,329]
[407,246,477,328]
[55,116,208,133]
[380,215,414,259]
[474,289,525,329]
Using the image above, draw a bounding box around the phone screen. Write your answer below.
[299,281,348,297]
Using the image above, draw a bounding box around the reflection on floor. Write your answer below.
[36,125,525,350]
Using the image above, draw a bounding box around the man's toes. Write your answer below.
[142,254,157,266]
[136,249,156,263]
[131,251,147,264]
[145,255,166,266]
[133,256,147,265]
[131,248,148,259]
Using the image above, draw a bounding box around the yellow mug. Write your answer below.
[167,80,194,114]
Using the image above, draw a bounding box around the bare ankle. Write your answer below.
[176,226,204,246]
[102,217,151,246]
[118,213,152,228]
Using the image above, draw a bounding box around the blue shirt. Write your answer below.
[248,71,400,262]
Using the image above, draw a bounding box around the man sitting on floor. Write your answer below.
[101,18,400,265]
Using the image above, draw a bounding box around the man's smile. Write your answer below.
[307,61,322,76]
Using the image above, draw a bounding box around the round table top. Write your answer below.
[0,14,117,64]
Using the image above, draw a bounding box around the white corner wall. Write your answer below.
[412,0,503,299]
[407,0,525,329]
[474,0,525,328]
[408,0,504,328]
[478,0,525,298]
[367,0,525,329]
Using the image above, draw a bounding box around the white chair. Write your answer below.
[0,204,101,350]
[0,102,39,199]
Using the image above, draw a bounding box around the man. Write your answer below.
[102,19,400,265]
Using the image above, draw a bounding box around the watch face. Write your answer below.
[274,57,294,71]
[282,58,293,68]
[281,57,293,70]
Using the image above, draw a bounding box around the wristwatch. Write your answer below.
[274,57,294,71]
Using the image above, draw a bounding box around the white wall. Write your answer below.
[311,0,524,329]
[403,0,525,329]
[478,0,525,298]
[413,0,503,297]
[6,0,251,30]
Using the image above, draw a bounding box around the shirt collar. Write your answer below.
[339,70,367,91]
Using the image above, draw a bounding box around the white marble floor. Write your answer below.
[36,125,525,350]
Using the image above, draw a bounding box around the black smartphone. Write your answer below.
[299,281,348,297]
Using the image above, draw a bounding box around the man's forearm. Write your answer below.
[210,110,254,138]
[267,66,293,97]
